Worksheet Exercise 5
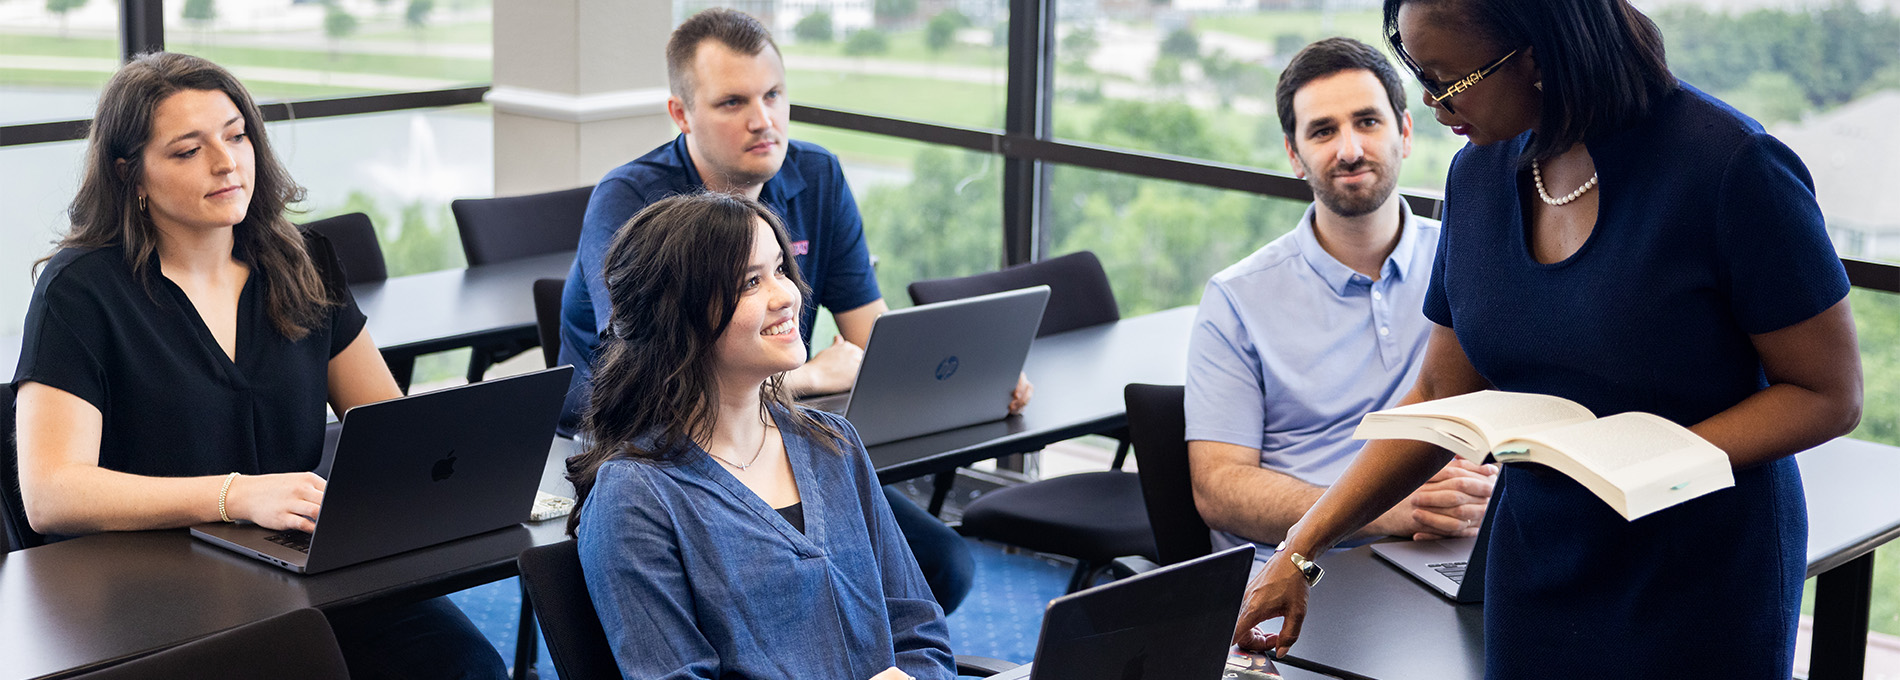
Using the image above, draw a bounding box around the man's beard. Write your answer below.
[1306,158,1398,218]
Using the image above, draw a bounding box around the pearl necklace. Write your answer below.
[1532,160,1599,206]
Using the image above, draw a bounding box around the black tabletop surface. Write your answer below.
[353,251,575,357]
[1260,436,1900,680]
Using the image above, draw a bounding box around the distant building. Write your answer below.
[1772,90,1900,260]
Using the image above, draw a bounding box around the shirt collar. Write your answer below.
[1294,197,1427,296]
[665,134,807,201]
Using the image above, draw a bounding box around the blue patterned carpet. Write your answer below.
[447,537,1072,678]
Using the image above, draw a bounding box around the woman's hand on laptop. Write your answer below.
[228,471,325,532]
[1008,373,1034,414]
[869,667,914,680]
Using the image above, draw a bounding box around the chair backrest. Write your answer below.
[75,607,349,680]
[299,212,387,285]
[907,251,1119,338]
[452,186,594,266]
[533,278,566,369]
[1124,383,1212,567]
[2,383,41,553]
[518,540,621,679]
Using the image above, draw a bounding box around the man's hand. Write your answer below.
[1367,458,1497,539]
[1009,373,1034,414]
[785,335,864,396]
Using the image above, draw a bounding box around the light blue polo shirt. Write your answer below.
[1185,201,1439,548]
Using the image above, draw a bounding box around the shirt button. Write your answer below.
[1372,290,1384,301]
[1379,326,1390,336]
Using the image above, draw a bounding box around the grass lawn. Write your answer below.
[0,34,488,83]
[789,69,1005,130]
[783,28,1007,70]
[356,21,493,44]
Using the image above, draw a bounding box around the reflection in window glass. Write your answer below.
[1047,165,1309,316]
[681,0,1008,129]
[0,2,119,124]
[1050,4,1460,191]
[273,103,493,277]
[164,0,492,102]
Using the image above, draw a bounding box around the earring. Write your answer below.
[138,195,146,212]
[1534,81,1543,91]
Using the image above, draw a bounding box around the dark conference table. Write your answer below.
[1267,436,1900,680]
[0,306,1190,680]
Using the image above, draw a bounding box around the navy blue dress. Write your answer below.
[1425,83,1848,677]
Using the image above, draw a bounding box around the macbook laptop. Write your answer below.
[804,286,1049,446]
[988,545,1256,680]
[1368,479,1503,603]
[192,366,572,574]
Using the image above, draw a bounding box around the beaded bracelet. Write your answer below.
[217,472,240,523]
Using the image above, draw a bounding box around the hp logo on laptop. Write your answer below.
[935,356,959,380]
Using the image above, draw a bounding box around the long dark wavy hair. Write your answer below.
[51,51,331,340]
[565,192,845,536]
[1383,0,1674,165]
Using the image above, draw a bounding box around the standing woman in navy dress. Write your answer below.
[11,52,506,679]
[1232,0,1862,676]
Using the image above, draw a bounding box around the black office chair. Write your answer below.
[1124,384,1214,567]
[73,607,349,679]
[451,186,593,383]
[518,540,1018,678]
[298,212,388,285]
[452,186,593,267]
[908,251,1153,592]
[533,278,566,369]
[2,382,43,554]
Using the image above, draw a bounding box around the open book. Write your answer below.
[1352,390,1735,520]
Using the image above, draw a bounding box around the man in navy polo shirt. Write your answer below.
[557,8,977,613]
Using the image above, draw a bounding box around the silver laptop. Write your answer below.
[989,545,1256,680]
[1368,480,1502,603]
[192,367,572,575]
[805,286,1048,446]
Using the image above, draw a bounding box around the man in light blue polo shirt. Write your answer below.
[1186,37,1496,552]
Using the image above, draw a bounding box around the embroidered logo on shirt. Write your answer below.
[790,240,810,256]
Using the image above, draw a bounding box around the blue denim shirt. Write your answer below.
[575,407,954,680]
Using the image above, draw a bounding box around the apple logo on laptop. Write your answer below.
[432,452,457,482]
[935,356,959,381]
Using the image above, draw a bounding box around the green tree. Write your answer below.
[182,0,216,26]
[794,10,833,44]
[843,29,890,57]
[1160,27,1200,60]
[45,0,87,37]
[857,148,1003,303]
[925,10,971,53]
[873,0,918,25]
[1061,26,1098,74]
[324,2,359,58]
[405,0,434,33]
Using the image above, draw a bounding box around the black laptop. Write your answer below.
[1367,479,1503,603]
[191,367,571,574]
[988,545,1256,680]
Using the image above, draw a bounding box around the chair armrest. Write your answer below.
[955,655,1021,677]
[1109,555,1160,578]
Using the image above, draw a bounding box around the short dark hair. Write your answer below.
[666,8,781,106]
[1276,37,1411,146]
[1383,0,1674,163]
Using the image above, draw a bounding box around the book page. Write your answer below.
[1507,412,1720,477]
[1375,390,1596,445]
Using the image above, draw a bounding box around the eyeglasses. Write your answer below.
[1390,31,1520,115]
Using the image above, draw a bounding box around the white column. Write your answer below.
[490,0,679,195]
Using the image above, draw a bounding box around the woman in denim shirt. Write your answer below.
[565,191,955,680]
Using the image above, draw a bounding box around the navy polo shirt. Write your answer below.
[557,135,883,429]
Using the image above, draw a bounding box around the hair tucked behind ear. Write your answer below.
[564,191,845,537]
[50,51,330,340]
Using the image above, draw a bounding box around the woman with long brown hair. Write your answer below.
[566,191,954,680]
[10,52,505,679]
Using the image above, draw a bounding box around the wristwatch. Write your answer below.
[1275,541,1324,587]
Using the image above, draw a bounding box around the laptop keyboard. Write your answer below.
[266,530,313,554]
[1429,560,1468,585]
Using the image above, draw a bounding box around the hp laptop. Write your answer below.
[805,286,1049,446]
[1368,479,1504,603]
[192,366,572,574]
[988,545,1256,680]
